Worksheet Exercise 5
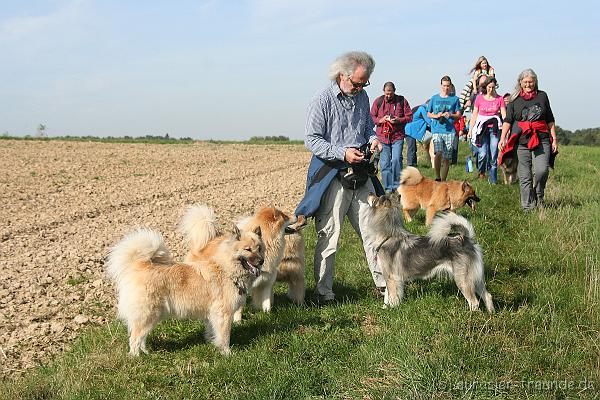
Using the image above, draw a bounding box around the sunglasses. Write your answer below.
[347,76,370,89]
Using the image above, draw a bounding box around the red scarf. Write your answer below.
[520,90,537,100]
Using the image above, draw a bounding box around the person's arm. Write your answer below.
[500,106,507,121]
[468,106,479,138]
[498,122,510,151]
[304,96,345,161]
[371,97,387,125]
[426,98,439,119]
[396,98,413,124]
[548,121,558,153]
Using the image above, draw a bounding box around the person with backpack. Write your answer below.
[370,82,413,192]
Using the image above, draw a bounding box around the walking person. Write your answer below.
[499,69,558,211]
[370,82,413,192]
[427,76,462,181]
[299,51,386,303]
[468,76,506,183]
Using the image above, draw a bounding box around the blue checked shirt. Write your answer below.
[305,81,376,161]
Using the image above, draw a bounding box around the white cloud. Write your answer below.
[0,0,88,41]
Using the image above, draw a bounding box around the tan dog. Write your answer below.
[234,206,297,321]
[106,224,264,356]
[179,205,296,322]
[276,215,307,305]
[398,166,480,225]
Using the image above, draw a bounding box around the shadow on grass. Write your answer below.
[544,198,584,209]
[493,292,536,311]
[147,282,366,353]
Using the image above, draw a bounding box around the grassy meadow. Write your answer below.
[2,144,599,399]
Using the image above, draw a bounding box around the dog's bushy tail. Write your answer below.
[399,166,424,187]
[178,204,219,254]
[106,228,172,283]
[428,212,475,245]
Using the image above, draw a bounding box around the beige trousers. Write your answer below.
[313,178,386,300]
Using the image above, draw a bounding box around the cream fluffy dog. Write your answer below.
[106,223,264,356]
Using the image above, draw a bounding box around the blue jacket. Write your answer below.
[295,155,384,218]
[404,105,432,141]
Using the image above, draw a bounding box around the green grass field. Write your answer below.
[2,145,599,399]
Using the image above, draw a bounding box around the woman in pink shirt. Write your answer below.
[468,76,506,183]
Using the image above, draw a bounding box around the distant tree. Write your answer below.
[555,125,571,145]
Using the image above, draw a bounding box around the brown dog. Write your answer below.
[397,166,480,225]
[276,215,307,305]
[500,149,518,184]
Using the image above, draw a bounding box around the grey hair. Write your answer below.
[510,68,538,102]
[328,51,375,81]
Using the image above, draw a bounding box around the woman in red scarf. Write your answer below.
[499,69,558,211]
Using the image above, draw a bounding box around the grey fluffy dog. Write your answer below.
[366,192,494,312]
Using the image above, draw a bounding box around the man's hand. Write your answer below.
[345,148,365,164]
[370,139,382,153]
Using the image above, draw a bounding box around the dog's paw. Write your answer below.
[220,347,232,356]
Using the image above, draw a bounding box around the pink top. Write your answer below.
[474,94,505,116]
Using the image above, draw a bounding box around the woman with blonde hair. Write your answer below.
[469,56,495,80]
[499,69,558,211]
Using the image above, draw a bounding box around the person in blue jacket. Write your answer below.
[404,100,432,166]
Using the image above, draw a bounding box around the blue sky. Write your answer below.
[1,0,598,139]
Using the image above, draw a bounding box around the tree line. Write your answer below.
[556,126,600,146]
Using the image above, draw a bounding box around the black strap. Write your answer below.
[376,95,404,117]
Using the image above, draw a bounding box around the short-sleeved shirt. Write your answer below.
[505,91,555,124]
[474,94,505,117]
[427,94,461,134]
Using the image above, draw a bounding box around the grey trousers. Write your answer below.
[517,137,551,210]
[313,178,386,300]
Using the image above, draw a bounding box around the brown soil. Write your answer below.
[0,139,310,378]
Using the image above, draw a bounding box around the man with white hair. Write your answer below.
[300,51,385,303]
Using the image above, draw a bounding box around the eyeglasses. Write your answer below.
[347,76,370,89]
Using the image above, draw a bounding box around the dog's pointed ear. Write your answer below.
[232,225,241,240]
[462,181,472,192]
[391,191,402,203]
[367,193,377,207]
[253,225,262,238]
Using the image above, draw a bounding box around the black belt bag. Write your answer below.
[338,167,369,190]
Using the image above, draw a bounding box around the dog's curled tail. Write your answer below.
[106,228,172,282]
[399,166,424,187]
[428,212,475,244]
[178,204,219,253]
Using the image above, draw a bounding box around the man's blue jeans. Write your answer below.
[405,136,417,167]
[380,139,404,192]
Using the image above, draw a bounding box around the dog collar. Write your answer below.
[375,236,391,254]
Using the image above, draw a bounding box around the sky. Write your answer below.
[1,0,599,140]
